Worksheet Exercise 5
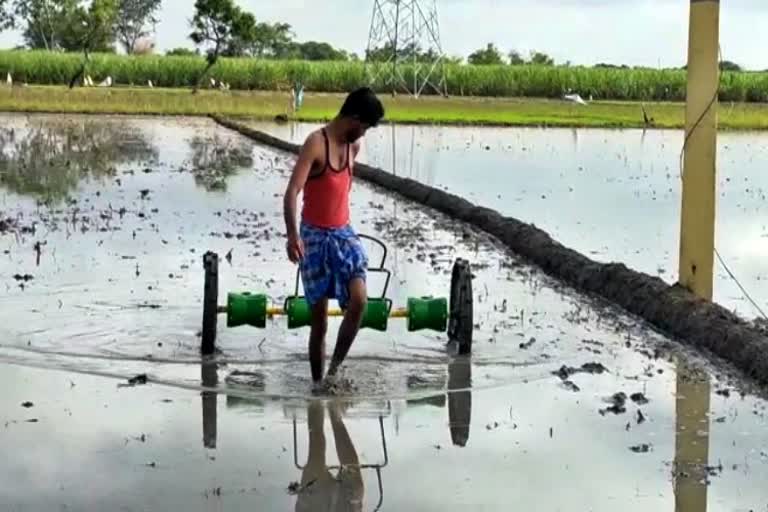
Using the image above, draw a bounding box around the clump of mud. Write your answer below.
[553,362,608,381]
[599,392,627,415]
[0,215,17,233]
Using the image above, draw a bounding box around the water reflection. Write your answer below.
[405,355,473,447]
[674,363,711,512]
[0,119,157,201]
[294,402,370,512]
[447,356,472,447]
[224,370,266,412]
[186,135,254,191]
[201,360,218,449]
[386,124,438,186]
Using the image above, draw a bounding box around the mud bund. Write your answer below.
[212,115,768,385]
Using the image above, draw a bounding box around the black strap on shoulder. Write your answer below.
[321,128,331,167]
[308,129,330,180]
[319,127,349,173]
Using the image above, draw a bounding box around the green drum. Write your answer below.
[227,292,268,328]
[285,297,312,329]
[407,297,448,332]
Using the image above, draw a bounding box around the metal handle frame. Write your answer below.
[291,234,392,301]
[292,415,389,512]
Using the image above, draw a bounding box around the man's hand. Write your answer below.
[286,233,304,263]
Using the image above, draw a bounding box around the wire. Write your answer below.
[714,248,768,320]
[678,45,768,321]
[678,46,723,181]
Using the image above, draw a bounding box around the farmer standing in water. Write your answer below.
[283,87,385,390]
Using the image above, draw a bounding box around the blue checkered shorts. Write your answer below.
[299,222,368,309]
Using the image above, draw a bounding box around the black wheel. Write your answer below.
[448,258,473,355]
[201,251,219,355]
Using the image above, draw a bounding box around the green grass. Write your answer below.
[4,49,768,103]
[3,84,768,130]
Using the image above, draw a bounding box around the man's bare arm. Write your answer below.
[283,134,318,241]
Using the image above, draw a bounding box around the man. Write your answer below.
[283,87,385,390]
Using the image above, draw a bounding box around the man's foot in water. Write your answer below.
[311,380,325,395]
[310,373,341,395]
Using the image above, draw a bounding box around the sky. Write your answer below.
[1,0,767,69]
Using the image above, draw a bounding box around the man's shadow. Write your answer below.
[295,401,365,512]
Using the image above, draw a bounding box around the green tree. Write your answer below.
[190,0,251,61]
[719,60,742,72]
[75,0,118,51]
[221,9,257,56]
[295,40,347,61]
[251,21,293,58]
[529,50,554,66]
[468,43,503,65]
[115,0,161,54]
[366,42,439,63]
[8,0,116,52]
[65,0,119,88]
[11,0,78,50]
[508,50,524,65]
[0,0,13,31]
[189,0,256,90]
[166,46,198,56]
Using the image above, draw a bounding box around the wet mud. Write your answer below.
[1,114,767,511]
[212,116,768,386]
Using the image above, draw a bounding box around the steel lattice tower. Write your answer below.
[365,0,448,98]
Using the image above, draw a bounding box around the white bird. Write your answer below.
[98,76,112,87]
[564,93,588,105]
[84,75,93,87]
[147,80,153,88]
[6,72,11,86]
[209,77,217,88]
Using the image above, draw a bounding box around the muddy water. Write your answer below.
[0,114,767,511]
[251,121,768,320]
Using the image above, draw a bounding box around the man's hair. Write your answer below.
[339,87,385,127]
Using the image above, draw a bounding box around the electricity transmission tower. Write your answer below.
[365,0,448,98]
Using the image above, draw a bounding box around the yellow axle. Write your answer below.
[217,305,409,318]
[266,306,408,318]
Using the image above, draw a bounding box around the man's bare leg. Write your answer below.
[327,278,366,377]
[328,401,364,507]
[309,298,328,384]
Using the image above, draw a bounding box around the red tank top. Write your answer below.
[301,128,352,228]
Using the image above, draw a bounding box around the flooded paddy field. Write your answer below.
[252,121,768,320]
[0,114,766,511]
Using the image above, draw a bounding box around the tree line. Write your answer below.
[0,0,360,59]
[0,0,560,65]
[0,0,747,72]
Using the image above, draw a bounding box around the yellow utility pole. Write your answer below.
[675,5,719,512]
[678,0,720,300]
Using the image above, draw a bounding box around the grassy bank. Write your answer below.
[3,50,768,102]
[2,84,768,130]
